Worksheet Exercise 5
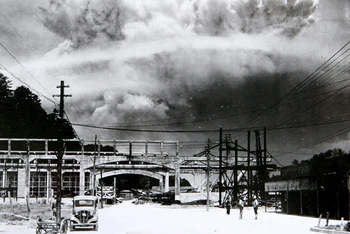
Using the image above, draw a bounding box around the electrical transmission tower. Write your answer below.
[218,128,270,206]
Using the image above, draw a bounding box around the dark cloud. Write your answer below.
[15,0,350,165]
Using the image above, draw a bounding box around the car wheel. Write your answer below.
[94,224,98,231]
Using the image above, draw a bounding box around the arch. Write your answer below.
[100,169,163,181]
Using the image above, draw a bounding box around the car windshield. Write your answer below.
[75,199,94,207]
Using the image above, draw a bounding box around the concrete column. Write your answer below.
[47,169,51,200]
[2,169,6,188]
[174,162,181,201]
[17,169,26,198]
[90,170,94,190]
[79,164,85,195]
[45,140,48,155]
[159,176,164,192]
[25,155,30,198]
[145,142,148,156]
[165,172,169,192]
[8,140,11,156]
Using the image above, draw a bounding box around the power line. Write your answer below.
[244,40,350,130]
[72,111,350,134]
[0,11,36,54]
[0,63,58,105]
[72,123,221,133]
[0,43,57,104]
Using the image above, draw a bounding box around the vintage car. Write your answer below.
[70,196,99,231]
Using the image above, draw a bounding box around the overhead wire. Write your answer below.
[0,11,36,54]
[68,40,350,138]
[242,40,350,130]
[0,14,60,104]
[221,40,350,162]
[242,40,350,135]
[0,63,58,105]
[0,43,57,102]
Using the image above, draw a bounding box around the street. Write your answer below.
[68,201,330,234]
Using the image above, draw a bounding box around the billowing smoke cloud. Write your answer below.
[39,0,125,49]
[39,0,318,48]
[21,0,350,164]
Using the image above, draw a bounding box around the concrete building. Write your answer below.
[0,138,213,203]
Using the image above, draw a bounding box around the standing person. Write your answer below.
[253,197,259,220]
[225,197,231,215]
[238,197,244,219]
[51,195,57,218]
[144,180,151,201]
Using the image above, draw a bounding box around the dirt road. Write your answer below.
[0,201,339,234]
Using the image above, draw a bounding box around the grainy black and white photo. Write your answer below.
[0,0,350,233]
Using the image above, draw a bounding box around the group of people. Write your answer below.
[225,196,259,220]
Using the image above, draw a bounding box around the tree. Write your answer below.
[0,73,12,98]
[292,159,299,166]
[0,74,13,137]
[11,86,49,138]
[0,73,75,139]
[47,108,76,139]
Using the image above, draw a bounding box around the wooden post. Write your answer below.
[316,189,319,215]
[114,177,116,204]
[25,141,31,219]
[56,140,63,221]
[93,135,97,196]
[129,142,132,163]
[286,189,289,214]
[206,139,210,212]
[219,128,222,206]
[317,214,322,227]
[100,170,103,209]
[300,191,303,215]
[174,162,181,201]
[234,140,238,202]
[337,191,340,219]
[53,80,71,222]
[247,131,251,203]
[145,141,148,157]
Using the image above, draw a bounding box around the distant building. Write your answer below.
[265,154,350,219]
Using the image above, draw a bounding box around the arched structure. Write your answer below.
[100,169,163,181]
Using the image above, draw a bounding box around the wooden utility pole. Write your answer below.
[93,135,97,196]
[100,169,103,209]
[206,139,211,212]
[25,141,31,218]
[219,127,222,206]
[53,81,71,222]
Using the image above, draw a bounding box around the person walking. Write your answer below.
[51,195,57,218]
[225,198,231,215]
[253,197,259,220]
[238,197,244,219]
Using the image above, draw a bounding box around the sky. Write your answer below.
[1,0,350,166]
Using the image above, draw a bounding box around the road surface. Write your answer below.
[68,201,331,234]
[0,200,341,233]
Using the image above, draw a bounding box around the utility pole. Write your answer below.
[219,127,222,206]
[53,80,71,222]
[93,135,97,196]
[206,139,211,212]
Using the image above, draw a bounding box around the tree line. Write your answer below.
[0,73,75,139]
